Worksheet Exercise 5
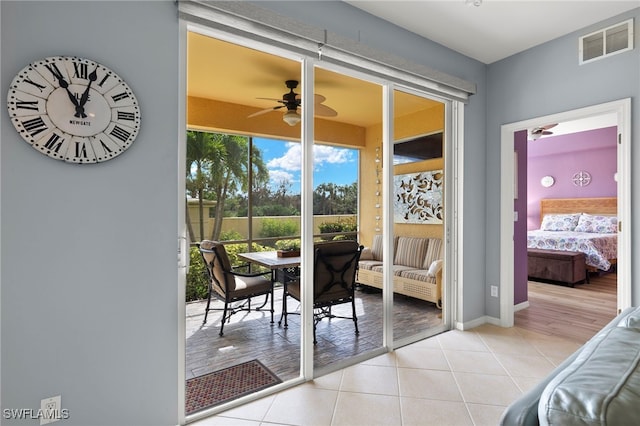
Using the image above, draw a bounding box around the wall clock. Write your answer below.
[6,56,140,163]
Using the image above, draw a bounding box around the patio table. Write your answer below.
[238,251,301,270]
[238,251,301,286]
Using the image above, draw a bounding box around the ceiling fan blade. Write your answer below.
[247,106,284,118]
[533,123,557,133]
[314,103,338,117]
[294,93,327,104]
[256,97,284,103]
[313,94,327,104]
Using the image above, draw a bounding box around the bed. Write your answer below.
[527,197,618,272]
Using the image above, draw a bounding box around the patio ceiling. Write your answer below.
[187,32,441,133]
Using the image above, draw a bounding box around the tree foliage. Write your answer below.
[186,131,269,241]
[186,131,358,243]
[313,182,358,214]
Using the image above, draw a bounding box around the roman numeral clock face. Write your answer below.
[7,56,140,163]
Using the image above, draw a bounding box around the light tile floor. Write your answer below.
[191,323,583,426]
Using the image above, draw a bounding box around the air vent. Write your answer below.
[580,19,634,64]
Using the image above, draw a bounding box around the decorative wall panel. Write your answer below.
[394,170,443,224]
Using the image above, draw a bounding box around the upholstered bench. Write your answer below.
[527,248,587,286]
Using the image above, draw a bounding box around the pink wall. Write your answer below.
[526,126,617,230]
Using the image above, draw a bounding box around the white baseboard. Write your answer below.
[455,315,502,331]
[455,307,533,330]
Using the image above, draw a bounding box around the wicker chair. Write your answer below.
[199,240,273,336]
[279,240,363,344]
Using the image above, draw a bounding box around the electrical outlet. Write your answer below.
[491,285,498,297]
[40,395,61,425]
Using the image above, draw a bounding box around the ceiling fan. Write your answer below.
[247,80,338,126]
[530,123,558,140]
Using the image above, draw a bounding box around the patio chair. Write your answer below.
[199,240,274,336]
[279,240,363,344]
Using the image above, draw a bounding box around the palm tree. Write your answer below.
[315,182,338,215]
[186,131,217,241]
[187,131,270,242]
[208,133,248,240]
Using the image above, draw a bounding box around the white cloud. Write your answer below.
[266,143,354,172]
[267,143,301,171]
[313,145,353,166]
[268,169,295,187]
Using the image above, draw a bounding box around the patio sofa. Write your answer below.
[356,235,442,307]
[500,306,640,425]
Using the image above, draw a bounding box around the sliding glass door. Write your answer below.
[183,23,456,420]
[391,89,449,345]
[311,66,385,374]
[185,32,303,414]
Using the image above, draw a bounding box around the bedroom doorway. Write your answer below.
[518,116,619,341]
[498,99,632,328]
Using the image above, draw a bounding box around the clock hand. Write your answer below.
[76,66,98,118]
[53,72,81,110]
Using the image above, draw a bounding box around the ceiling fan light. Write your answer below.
[283,110,301,126]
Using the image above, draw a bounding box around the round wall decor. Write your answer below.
[572,171,591,187]
[540,175,555,188]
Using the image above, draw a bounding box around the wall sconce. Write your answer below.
[540,176,555,188]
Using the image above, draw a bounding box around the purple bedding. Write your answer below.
[527,230,617,271]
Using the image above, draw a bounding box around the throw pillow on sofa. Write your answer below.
[427,259,443,277]
[394,237,429,269]
[423,238,443,270]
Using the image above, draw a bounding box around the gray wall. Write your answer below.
[255,0,490,322]
[1,2,180,425]
[486,8,640,315]
[2,0,637,424]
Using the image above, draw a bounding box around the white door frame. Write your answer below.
[499,99,631,326]
[177,19,188,424]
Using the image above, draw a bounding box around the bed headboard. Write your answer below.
[540,197,617,226]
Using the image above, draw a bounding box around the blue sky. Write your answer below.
[254,138,358,194]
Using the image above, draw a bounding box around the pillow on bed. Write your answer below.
[574,213,617,233]
[540,213,581,231]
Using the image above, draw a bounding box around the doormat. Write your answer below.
[186,359,281,414]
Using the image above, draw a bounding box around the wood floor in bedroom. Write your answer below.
[515,270,617,344]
